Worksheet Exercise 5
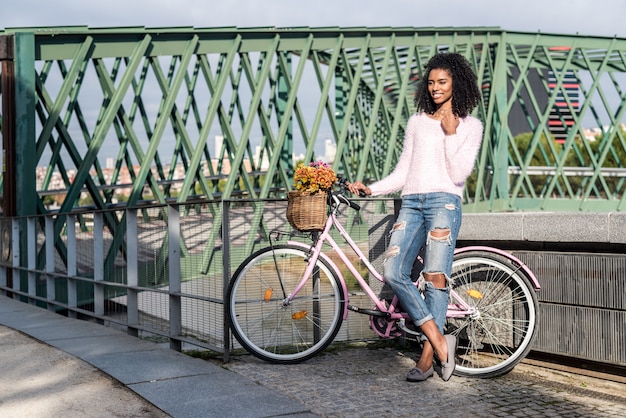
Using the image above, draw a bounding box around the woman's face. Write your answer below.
[428,68,453,108]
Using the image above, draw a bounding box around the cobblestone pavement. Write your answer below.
[218,343,626,417]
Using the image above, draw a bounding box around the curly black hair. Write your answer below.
[414,52,481,118]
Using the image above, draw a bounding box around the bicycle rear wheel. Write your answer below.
[227,244,345,364]
[448,250,538,378]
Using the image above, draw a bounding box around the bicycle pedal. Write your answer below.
[397,319,422,337]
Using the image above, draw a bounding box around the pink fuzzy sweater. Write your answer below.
[368,112,484,198]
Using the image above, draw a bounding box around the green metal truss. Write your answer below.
[1,26,626,270]
[2,26,626,212]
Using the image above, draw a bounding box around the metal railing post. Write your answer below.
[94,212,104,319]
[67,214,77,318]
[27,217,36,304]
[168,204,182,351]
[11,218,20,296]
[222,199,231,362]
[45,216,55,311]
[126,208,139,337]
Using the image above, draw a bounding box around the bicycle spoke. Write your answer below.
[449,251,538,377]
[228,245,345,363]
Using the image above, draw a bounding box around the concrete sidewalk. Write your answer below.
[0,295,315,417]
[3,293,626,417]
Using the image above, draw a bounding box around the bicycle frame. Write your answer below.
[229,185,541,372]
[281,192,512,338]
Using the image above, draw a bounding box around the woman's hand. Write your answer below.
[441,112,460,136]
[347,181,371,196]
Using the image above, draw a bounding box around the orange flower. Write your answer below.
[293,161,337,193]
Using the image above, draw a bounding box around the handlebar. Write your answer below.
[334,178,363,211]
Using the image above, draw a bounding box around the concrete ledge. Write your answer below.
[459,212,626,244]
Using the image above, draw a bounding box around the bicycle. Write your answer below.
[226,179,541,378]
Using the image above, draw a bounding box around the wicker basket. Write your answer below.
[286,190,328,232]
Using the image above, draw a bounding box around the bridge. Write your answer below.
[0,26,625,374]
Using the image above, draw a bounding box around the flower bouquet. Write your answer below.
[287,161,338,231]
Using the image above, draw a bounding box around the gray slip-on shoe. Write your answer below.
[406,365,434,382]
[440,334,457,381]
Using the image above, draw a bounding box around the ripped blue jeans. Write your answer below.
[383,192,461,334]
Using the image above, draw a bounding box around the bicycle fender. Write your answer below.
[286,240,350,319]
[454,246,541,290]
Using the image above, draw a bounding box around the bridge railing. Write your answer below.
[1,199,625,369]
[0,198,389,355]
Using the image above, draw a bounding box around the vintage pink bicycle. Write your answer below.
[226,179,540,378]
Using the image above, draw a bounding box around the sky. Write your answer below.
[2,0,625,38]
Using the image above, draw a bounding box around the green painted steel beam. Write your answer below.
[2,27,626,221]
[13,32,37,217]
[3,25,626,284]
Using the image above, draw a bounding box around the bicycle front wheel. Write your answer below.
[448,250,538,378]
[227,244,345,364]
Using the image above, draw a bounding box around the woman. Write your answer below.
[348,52,483,382]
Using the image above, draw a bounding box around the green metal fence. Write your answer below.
[1,26,626,281]
[1,26,626,218]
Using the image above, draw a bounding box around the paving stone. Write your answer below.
[218,343,626,417]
